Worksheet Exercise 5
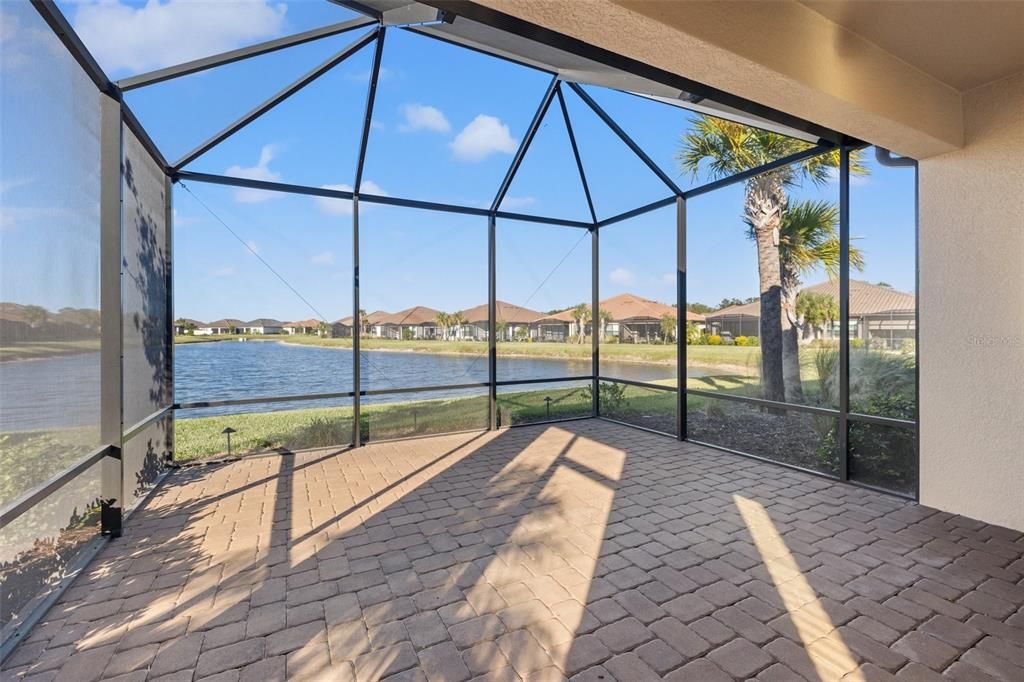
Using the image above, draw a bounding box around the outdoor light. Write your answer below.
[544,396,552,420]
[221,427,236,457]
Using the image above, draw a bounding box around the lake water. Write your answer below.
[2,340,678,428]
[175,340,677,417]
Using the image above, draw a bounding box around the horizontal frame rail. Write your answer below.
[495,376,594,387]
[597,196,676,228]
[685,388,839,417]
[122,406,173,442]
[681,144,834,200]
[118,17,377,91]
[0,444,115,530]
[685,387,918,430]
[598,376,677,392]
[174,172,593,228]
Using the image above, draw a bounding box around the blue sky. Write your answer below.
[2,0,916,322]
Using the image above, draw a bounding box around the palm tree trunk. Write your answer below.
[748,177,786,403]
[781,284,804,403]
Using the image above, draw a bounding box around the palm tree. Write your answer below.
[678,116,864,401]
[770,200,865,401]
[450,311,467,340]
[796,291,838,341]
[659,313,677,343]
[358,309,368,337]
[570,303,590,344]
[597,308,614,341]
[436,311,450,340]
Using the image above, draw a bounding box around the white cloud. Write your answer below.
[502,196,537,210]
[245,240,260,255]
[311,251,335,266]
[660,272,676,285]
[314,181,387,216]
[399,104,450,134]
[172,209,199,228]
[225,144,281,203]
[211,266,236,277]
[609,267,636,286]
[72,0,287,74]
[450,115,518,162]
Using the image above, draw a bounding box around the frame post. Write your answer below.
[488,214,498,429]
[165,172,175,463]
[353,196,362,447]
[591,227,599,417]
[99,93,124,537]
[676,196,686,441]
[838,146,850,480]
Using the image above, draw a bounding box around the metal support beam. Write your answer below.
[30,0,113,95]
[165,172,175,463]
[488,215,498,429]
[353,196,362,447]
[492,76,559,212]
[838,146,851,481]
[117,17,377,91]
[99,93,124,537]
[597,196,676,229]
[676,196,686,441]
[682,144,834,200]
[172,28,378,171]
[591,227,599,416]
[557,85,598,224]
[566,81,682,196]
[355,28,386,191]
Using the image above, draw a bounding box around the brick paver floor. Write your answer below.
[4,420,1023,681]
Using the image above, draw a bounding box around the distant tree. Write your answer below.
[450,311,467,340]
[796,291,838,341]
[496,319,508,341]
[687,303,714,315]
[659,313,677,343]
[22,304,48,327]
[359,309,369,336]
[435,311,450,340]
[686,321,701,345]
[876,281,893,288]
[174,318,197,335]
[570,303,590,344]
[317,320,330,337]
[597,308,614,341]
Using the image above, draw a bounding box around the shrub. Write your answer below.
[850,338,865,349]
[734,335,759,346]
[708,334,723,345]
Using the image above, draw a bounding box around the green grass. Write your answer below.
[0,338,100,362]
[174,334,766,368]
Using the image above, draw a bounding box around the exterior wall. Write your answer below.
[919,72,1024,531]
[469,0,962,158]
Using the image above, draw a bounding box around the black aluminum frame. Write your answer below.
[2,2,921,659]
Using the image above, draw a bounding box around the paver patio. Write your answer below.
[4,420,1023,681]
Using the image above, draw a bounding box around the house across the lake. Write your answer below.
[704,280,916,348]
[461,301,543,341]
[284,319,322,335]
[195,318,244,335]
[377,306,441,340]
[241,318,285,335]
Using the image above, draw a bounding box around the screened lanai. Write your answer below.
[0,1,938,676]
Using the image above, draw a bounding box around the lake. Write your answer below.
[1,340,678,429]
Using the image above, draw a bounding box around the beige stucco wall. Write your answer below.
[919,73,1024,531]
[467,0,962,158]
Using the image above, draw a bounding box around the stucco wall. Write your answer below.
[464,0,962,158]
[919,73,1024,531]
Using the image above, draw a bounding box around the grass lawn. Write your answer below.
[173,383,681,461]
[174,333,764,368]
[0,338,100,362]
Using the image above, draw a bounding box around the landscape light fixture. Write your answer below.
[221,427,237,457]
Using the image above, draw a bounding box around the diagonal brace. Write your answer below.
[172,28,378,172]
